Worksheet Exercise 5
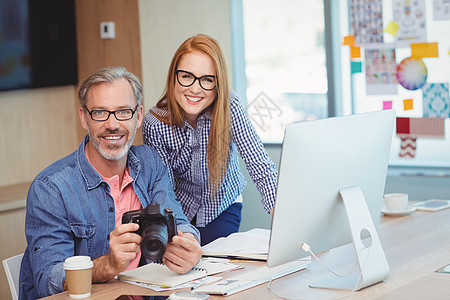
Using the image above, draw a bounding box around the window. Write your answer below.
[235,0,329,142]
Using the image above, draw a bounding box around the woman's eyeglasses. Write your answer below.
[176,70,216,91]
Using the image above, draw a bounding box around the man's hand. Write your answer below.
[162,231,202,274]
[91,223,142,283]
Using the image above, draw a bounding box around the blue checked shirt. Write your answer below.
[143,91,278,227]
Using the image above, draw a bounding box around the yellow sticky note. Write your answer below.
[384,21,399,36]
[350,46,361,59]
[403,99,414,110]
[411,42,439,58]
[448,48,450,56]
[343,35,355,46]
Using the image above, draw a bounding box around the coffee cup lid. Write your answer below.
[63,256,93,270]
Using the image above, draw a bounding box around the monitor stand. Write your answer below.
[309,185,390,291]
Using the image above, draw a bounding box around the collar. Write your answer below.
[183,108,212,130]
[77,135,141,190]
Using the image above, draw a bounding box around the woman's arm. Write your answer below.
[229,91,278,214]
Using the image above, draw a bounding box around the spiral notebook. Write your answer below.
[118,259,239,287]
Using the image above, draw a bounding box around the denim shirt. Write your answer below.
[19,136,200,299]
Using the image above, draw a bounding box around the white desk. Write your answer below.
[43,208,450,299]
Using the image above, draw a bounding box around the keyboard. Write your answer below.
[194,259,310,296]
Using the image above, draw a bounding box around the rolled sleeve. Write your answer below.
[177,223,201,243]
[48,263,65,295]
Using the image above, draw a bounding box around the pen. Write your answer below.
[202,257,230,263]
[191,277,209,290]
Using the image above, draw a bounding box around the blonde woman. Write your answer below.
[143,34,277,245]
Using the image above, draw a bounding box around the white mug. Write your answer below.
[384,193,408,212]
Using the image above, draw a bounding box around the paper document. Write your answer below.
[123,276,223,292]
[202,228,270,260]
[118,258,239,288]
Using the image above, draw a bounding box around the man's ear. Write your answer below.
[79,107,88,130]
[136,105,144,128]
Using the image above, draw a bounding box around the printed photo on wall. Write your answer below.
[393,0,427,47]
[365,46,398,95]
[433,0,450,21]
[349,0,384,45]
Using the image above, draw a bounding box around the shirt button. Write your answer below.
[109,207,114,212]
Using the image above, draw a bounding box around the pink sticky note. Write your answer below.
[383,101,393,110]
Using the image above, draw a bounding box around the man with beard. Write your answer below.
[18,67,202,299]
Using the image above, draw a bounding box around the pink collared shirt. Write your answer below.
[85,146,142,271]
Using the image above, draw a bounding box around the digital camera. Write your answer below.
[122,203,177,260]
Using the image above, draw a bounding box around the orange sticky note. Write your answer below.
[350,46,361,59]
[403,99,413,110]
[411,42,439,58]
[384,21,399,36]
[343,35,355,46]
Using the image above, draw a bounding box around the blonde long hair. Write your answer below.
[152,34,231,195]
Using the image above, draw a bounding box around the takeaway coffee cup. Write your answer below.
[63,256,93,298]
[384,193,408,212]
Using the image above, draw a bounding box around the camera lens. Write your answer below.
[141,223,168,260]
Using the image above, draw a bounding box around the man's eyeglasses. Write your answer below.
[84,105,139,121]
[176,70,216,91]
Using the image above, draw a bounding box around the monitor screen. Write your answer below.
[0,0,77,91]
[267,110,395,277]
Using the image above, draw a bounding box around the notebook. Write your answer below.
[201,228,270,261]
[118,258,239,288]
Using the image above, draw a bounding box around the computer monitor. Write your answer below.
[267,109,395,290]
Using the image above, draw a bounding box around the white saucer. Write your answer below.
[381,205,416,217]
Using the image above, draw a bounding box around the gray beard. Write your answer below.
[87,126,137,161]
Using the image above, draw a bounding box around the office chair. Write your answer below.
[2,253,24,300]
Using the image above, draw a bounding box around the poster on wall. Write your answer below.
[365,46,398,95]
[422,83,450,117]
[433,0,450,20]
[393,0,427,47]
[349,0,384,45]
